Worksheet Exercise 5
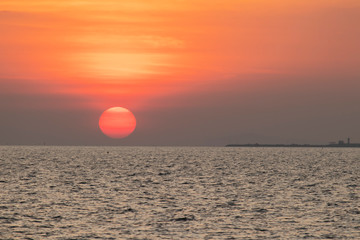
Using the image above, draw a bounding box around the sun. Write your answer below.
[99,107,136,139]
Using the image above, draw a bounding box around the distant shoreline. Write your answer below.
[226,143,360,148]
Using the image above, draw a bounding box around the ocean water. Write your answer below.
[0,146,359,239]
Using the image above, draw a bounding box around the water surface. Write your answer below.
[1,146,359,239]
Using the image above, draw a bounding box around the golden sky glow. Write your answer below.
[1,0,360,145]
[1,0,360,111]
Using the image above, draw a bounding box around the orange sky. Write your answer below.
[1,0,360,145]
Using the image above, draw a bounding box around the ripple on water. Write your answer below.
[0,146,359,239]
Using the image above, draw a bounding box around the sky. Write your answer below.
[1,0,360,146]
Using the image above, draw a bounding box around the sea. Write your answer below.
[0,146,359,239]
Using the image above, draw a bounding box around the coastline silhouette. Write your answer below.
[226,138,360,148]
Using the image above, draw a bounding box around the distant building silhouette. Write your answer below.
[226,137,360,148]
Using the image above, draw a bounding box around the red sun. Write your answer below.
[99,107,136,139]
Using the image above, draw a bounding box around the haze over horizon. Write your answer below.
[1,0,359,146]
